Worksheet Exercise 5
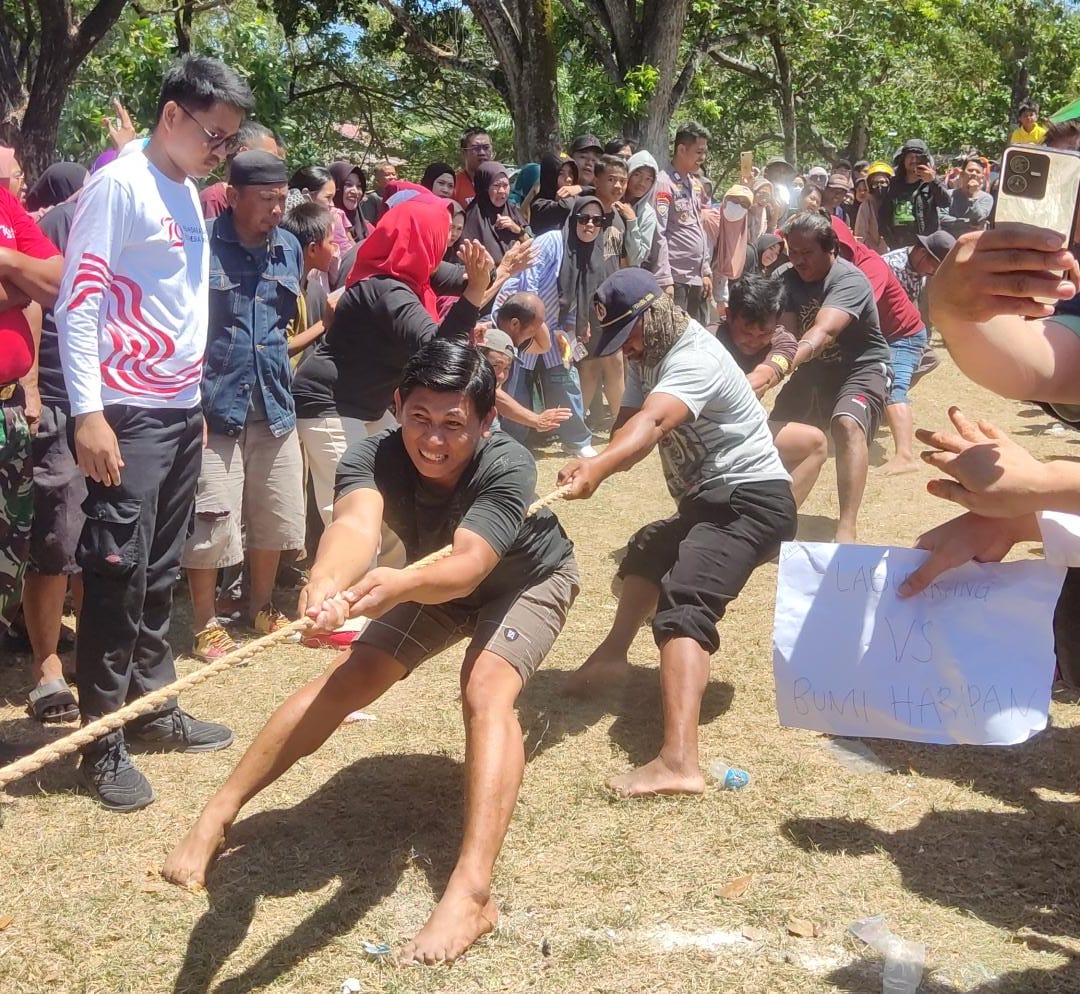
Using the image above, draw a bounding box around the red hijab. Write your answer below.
[347,197,450,318]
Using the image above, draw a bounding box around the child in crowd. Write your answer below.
[280,201,337,362]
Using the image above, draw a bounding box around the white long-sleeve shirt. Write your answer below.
[56,147,209,415]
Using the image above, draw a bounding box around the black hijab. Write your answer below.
[24,162,87,213]
[532,154,578,235]
[421,161,456,192]
[460,161,526,264]
[329,160,368,241]
[558,195,620,351]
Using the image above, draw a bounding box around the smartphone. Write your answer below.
[992,144,1080,303]
[740,151,754,183]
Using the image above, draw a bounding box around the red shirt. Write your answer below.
[831,216,923,341]
[0,187,60,383]
[200,181,229,220]
[453,170,475,209]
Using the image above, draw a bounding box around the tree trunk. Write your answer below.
[2,0,129,181]
[626,0,692,158]
[468,0,560,161]
[843,114,870,163]
[769,32,797,166]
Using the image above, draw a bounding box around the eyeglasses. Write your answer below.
[576,215,603,227]
[465,143,493,154]
[177,104,239,153]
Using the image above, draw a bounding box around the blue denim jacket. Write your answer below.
[202,211,303,438]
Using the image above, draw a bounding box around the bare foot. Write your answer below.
[162,810,229,890]
[398,888,498,965]
[880,456,918,476]
[608,755,705,798]
[564,647,631,697]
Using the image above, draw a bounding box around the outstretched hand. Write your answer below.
[458,239,495,288]
[498,237,537,277]
[104,99,137,150]
[917,406,1052,518]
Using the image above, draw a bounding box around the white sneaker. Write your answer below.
[574,444,599,458]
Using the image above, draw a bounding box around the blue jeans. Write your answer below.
[888,328,928,405]
[503,363,591,449]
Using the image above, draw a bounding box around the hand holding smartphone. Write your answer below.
[992,144,1080,304]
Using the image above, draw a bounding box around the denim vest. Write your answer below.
[202,212,303,438]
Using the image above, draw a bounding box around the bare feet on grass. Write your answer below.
[564,648,631,697]
[162,809,230,890]
[398,887,498,965]
[880,455,919,476]
[607,755,706,798]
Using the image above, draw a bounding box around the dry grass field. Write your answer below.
[1,348,1078,994]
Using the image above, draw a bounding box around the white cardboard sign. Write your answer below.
[772,542,1066,746]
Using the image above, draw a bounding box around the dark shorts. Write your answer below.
[771,360,889,439]
[354,558,580,686]
[0,391,33,629]
[29,403,86,576]
[620,480,796,654]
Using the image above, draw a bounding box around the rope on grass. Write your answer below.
[0,485,571,792]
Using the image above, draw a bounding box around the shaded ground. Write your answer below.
[1,352,1078,993]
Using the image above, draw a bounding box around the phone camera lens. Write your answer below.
[1011,155,1031,175]
[1005,174,1029,194]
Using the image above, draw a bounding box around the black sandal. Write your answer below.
[27,678,79,724]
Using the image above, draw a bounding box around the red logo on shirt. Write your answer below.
[161,216,184,248]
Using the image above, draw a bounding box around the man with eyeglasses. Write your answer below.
[55,54,255,812]
[454,127,494,208]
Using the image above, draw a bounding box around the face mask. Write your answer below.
[723,200,748,222]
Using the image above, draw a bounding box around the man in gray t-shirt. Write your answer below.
[557,269,796,799]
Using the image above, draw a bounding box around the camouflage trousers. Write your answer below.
[0,391,33,631]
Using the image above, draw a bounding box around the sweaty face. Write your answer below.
[231,183,288,235]
[398,387,489,486]
[626,166,655,201]
[432,172,456,198]
[785,230,833,283]
[166,100,244,178]
[574,207,603,244]
[729,312,775,356]
[596,168,627,204]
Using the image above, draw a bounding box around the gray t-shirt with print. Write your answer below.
[623,320,791,502]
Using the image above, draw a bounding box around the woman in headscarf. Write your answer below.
[420,162,456,199]
[509,162,541,216]
[742,232,784,276]
[530,154,578,235]
[624,150,672,287]
[292,198,496,527]
[444,201,466,262]
[748,176,780,242]
[702,185,752,316]
[24,162,88,216]
[329,160,369,244]
[461,161,528,265]
[491,195,623,455]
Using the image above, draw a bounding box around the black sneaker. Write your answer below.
[128,708,234,753]
[79,739,155,812]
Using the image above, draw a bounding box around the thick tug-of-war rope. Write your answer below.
[0,486,571,793]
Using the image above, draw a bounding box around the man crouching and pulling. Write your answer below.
[558,269,796,797]
[163,339,579,964]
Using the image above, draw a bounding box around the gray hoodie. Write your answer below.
[626,150,673,286]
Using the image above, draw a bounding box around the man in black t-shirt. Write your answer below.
[717,274,827,507]
[164,340,578,966]
[771,211,891,542]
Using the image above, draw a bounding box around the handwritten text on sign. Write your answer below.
[771,543,1066,746]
